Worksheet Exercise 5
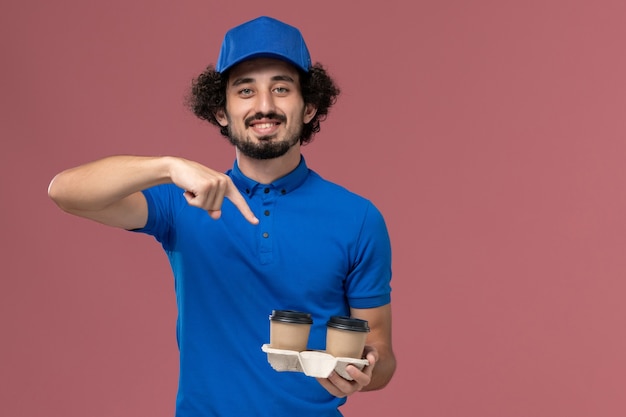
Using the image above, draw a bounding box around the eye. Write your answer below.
[238,88,254,96]
[273,86,290,94]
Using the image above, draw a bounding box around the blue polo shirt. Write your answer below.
[135,156,392,416]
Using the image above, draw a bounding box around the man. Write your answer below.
[49,16,395,416]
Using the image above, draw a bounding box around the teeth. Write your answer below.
[256,123,275,129]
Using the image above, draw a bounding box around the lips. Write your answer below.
[246,113,286,126]
[247,113,286,136]
[252,122,278,129]
[248,120,281,136]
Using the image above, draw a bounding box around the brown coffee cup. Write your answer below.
[269,310,313,351]
[325,316,370,358]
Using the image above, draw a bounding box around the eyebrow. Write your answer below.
[231,74,296,87]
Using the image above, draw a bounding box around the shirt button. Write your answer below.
[264,188,270,194]
[281,189,286,195]
[262,232,269,238]
[245,188,250,194]
[264,210,270,216]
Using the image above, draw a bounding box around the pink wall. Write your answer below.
[3,1,626,416]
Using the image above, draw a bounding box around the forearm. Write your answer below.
[362,345,396,391]
[350,304,396,391]
[48,155,173,212]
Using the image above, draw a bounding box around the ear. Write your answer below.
[215,109,228,127]
[303,103,317,124]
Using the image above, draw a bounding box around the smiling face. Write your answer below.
[215,58,317,160]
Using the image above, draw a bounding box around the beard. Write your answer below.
[225,112,302,160]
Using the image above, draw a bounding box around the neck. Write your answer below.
[235,144,302,184]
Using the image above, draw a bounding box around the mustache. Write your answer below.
[245,112,287,127]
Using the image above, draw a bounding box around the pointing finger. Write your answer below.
[225,183,259,225]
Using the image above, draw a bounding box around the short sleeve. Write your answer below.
[345,202,393,308]
[130,184,185,251]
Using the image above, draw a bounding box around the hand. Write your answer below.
[316,346,378,398]
[170,158,259,224]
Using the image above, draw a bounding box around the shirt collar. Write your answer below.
[229,156,310,196]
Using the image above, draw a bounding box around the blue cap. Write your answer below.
[216,16,311,73]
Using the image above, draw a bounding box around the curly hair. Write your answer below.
[186,63,340,144]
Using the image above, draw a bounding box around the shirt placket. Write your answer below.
[259,186,275,264]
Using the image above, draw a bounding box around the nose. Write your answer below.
[255,89,276,114]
